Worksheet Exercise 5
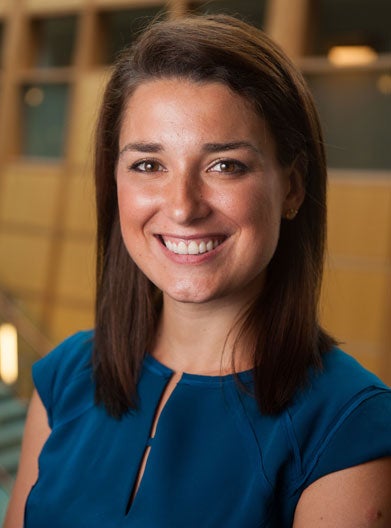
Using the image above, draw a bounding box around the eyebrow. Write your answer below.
[119,142,163,156]
[203,141,261,154]
[119,140,262,157]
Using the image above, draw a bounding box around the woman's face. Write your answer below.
[117,78,301,306]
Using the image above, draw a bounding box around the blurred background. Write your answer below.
[0,0,390,515]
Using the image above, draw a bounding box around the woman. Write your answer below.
[5,14,391,527]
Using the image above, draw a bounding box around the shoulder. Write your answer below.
[308,346,387,394]
[287,347,391,488]
[33,329,94,392]
[33,330,95,428]
[291,347,389,423]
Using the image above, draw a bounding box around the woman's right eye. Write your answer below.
[129,160,165,172]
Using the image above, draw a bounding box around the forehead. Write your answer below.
[119,78,273,146]
[124,77,255,106]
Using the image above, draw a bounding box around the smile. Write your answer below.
[161,237,225,255]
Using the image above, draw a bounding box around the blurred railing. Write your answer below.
[0,289,53,399]
[0,290,52,362]
[0,289,53,513]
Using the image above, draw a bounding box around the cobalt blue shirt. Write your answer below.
[25,330,391,527]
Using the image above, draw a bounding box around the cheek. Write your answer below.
[117,191,147,260]
[235,182,283,231]
[117,182,157,232]
[239,185,284,267]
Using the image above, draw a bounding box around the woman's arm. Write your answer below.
[3,390,51,528]
[293,457,391,527]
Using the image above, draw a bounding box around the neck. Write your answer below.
[152,295,254,375]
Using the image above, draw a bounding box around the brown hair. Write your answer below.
[93,14,335,418]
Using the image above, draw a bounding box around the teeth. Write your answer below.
[178,241,187,254]
[199,241,206,254]
[188,241,199,255]
[163,238,223,255]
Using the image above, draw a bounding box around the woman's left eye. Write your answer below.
[208,159,247,174]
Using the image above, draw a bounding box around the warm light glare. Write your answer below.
[0,323,18,385]
[328,46,378,66]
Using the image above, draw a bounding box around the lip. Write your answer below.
[158,233,228,241]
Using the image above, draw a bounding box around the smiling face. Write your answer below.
[116,78,302,307]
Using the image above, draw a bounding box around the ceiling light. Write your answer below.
[328,46,378,67]
[0,323,18,385]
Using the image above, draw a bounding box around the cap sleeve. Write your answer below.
[306,390,391,486]
[286,348,391,494]
[32,330,94,428]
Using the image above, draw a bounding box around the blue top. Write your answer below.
[25,330,391,527]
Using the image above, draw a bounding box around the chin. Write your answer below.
[161,282,218,304]
[165,290,213,304]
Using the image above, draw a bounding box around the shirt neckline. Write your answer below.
[143,354,254,385]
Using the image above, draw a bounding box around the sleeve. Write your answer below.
[32,330,94,428]
[286,349,391,494]
[306,390,391,485]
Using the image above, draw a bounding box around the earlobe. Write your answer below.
[282,162,306,220]
[284,208,299,220]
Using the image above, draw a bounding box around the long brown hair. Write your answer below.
[93,14,336,418]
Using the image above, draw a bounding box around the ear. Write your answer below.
[282,160,306,220]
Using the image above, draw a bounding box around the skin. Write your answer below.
[3,391,50,528]
[4,78,391,526]
[117,79,296,307]
[293,457,391,527]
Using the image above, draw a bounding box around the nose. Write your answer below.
[163,172,211,225]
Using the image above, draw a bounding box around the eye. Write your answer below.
[207,159,248,175]
[129,160,165,172]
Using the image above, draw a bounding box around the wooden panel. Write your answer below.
[0,230,51,291]
[264,0,311,57]
[67,71,108,165]
[64,169,96,233]
[56,236,95,300]
[25,0,84,14]
[321,264,389,345]
[0,0,10,16]
[93,0,164,8]
[325,173,391,384]
[327,178,391,259]
[0,163,62,227]
[321,260,391,383]
[50,303,93,343]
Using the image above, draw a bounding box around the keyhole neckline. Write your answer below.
[143,353,254,385]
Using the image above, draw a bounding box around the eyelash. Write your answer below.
[129,159,165,173]
[207,159,248,175]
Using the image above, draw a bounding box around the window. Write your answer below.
[306,70,391,169]
[17,16,77,158]
[191,0,267,29]
[21,83,70,158]
[312,0,391,55]
[99,6,166,64]
[31,16,77,68]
